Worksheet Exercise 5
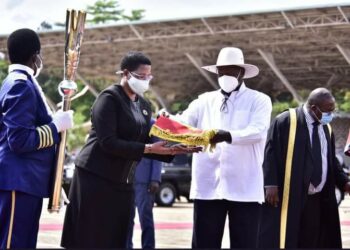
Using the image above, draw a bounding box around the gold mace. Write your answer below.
[48,9,86,212]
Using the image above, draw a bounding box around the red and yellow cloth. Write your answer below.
[149,116,217,150]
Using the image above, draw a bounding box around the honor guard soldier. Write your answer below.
[0,28,74,249]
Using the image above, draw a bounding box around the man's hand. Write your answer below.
[265,186,279,207]
[209,130,232,144]
[148,181,160,194]
[344,182,350,194]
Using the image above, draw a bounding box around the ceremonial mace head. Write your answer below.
[58,9,86,103]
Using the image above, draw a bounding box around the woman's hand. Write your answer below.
[265,186,279,207]
[145,141,202,155]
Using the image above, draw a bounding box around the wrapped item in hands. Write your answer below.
[150,116,217,150]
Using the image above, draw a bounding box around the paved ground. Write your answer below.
[38,196,350,248]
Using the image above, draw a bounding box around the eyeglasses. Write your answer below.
[130,72,153,81]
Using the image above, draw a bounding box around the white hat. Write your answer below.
[201,47,259,79]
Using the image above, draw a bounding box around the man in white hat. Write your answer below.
[167,47,272,248]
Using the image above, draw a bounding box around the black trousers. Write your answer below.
[61,167,134,248]
[192,199,261,248]
[298,193,321,248]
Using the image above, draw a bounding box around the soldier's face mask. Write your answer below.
[34,54,43,78]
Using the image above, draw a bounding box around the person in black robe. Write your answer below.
[258,88,350,248]
[60,51,201,248]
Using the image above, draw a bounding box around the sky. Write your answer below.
[1,0,350,35]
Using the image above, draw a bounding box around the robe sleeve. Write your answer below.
[263,110,291,188]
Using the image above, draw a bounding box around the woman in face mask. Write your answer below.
[61,51,201,248]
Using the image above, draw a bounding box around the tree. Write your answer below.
[122,9,145,21]
[86,0,144,24]
[38,21,53,31]
[0,60,8,82]
[37,21,65,31]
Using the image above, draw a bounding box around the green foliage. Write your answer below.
[66,83,95,151]
[122,9,145,21]
[272,100,298,117]
[86,0,145,24]
[0,60,9,82]
[38,72,95,151]
[170,100,191,114]
[38,21,53,30]
[334,90,350,112]
[67,124,90,151]
[271,89,350,117]
[340,92,350,112]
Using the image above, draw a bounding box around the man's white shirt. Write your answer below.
[174,83,272,203]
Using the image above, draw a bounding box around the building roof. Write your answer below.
[1,5,350,107]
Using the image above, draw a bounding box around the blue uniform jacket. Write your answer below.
[134,157,162,184]
[134,119,162,184]
[0,67,60,197]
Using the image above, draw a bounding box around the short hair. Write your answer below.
[306,88,334,107]
[120,51,151,72]
[7,28,41,64]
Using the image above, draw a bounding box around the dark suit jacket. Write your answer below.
[75,84,171,184]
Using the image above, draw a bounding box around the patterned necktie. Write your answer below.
[311,121,322,187]
[220,90,231,113]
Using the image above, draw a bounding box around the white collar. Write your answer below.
[303,104,316,125]
[8,64,34,76]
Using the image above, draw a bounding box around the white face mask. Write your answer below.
[127,73,150,95]
[218,75,239,93]
[34,54,43,78]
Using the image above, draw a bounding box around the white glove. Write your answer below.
[52,110,74,132]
